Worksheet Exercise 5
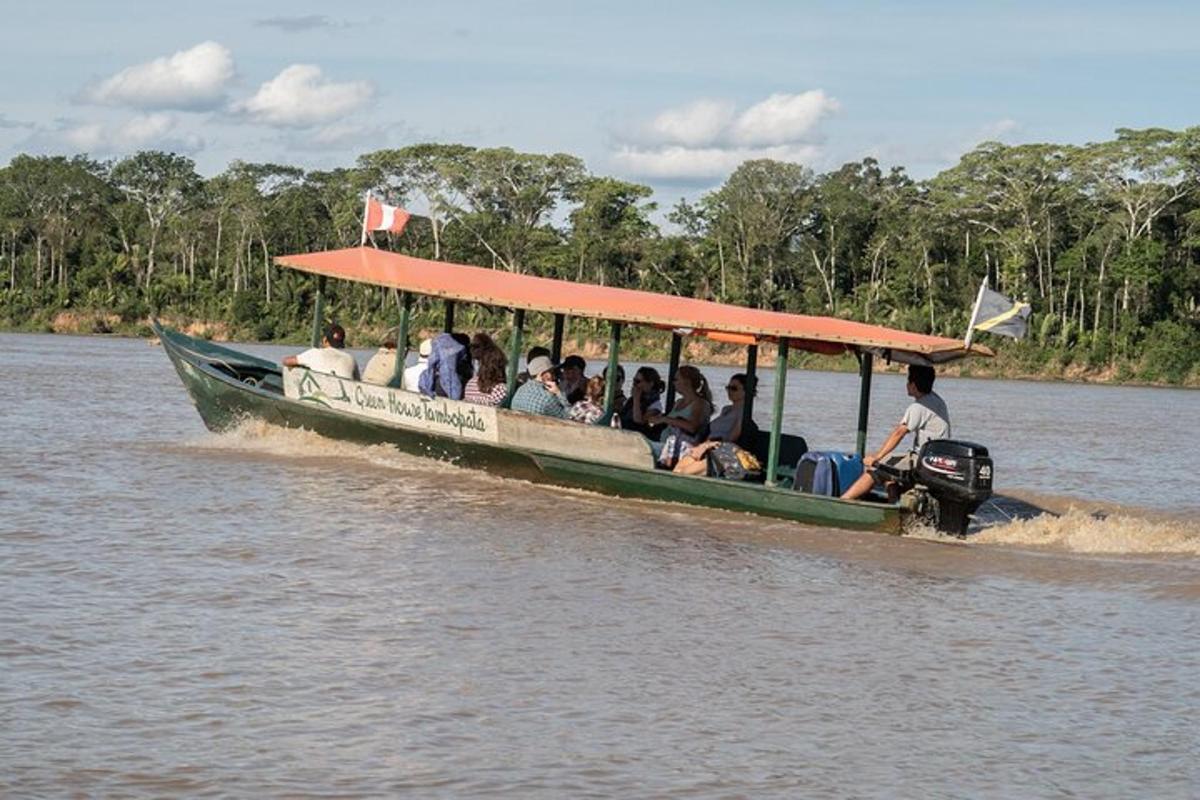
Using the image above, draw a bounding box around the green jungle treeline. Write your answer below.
[1,129,1198,385]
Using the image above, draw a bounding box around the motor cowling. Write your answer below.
[913,440,993,536]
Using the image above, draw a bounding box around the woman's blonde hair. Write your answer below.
[675,365,712,404]
[585,374,606,403]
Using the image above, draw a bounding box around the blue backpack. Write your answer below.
[794,451,864,496]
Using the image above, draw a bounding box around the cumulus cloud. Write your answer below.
[646,99,735,147]
[255,15,340,32]
[83,41,234,110]
[233,65,374,126]
[613,90,839,181]
[614,144,822,181]
[59,113,202,154]
[730,91,841,146]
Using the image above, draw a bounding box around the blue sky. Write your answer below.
[2,0,1197,204]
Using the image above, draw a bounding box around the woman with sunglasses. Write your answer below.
[706,373,756,447]
[619,366,666,436]
[672,373,760,478]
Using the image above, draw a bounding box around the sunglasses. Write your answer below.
[725,384,742,391]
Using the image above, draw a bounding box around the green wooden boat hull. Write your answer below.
[156,323,902,534]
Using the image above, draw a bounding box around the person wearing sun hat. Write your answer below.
[403,337,434,392]
[509,354,570,418]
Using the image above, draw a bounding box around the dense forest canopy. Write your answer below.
[1,128,1198,383]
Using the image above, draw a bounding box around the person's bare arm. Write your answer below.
[864,423,909,467]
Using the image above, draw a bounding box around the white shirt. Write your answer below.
[296,347,359,380]
[403,358,428,392]
[901,391,951,450]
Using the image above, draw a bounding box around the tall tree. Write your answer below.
[109,151,202,288]
[702,159,814,309]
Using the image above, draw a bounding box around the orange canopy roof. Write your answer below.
[275,247,992,363]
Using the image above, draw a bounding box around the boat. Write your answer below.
[156,245,996,536]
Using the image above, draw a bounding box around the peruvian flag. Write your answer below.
[361,195,411,243]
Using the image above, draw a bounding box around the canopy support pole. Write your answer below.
[603,322,622,418]
[855,351,874,457]
[503,308,525,408]
[665,332,683,412]
[309,275,326,347]
[551,313,565,363]
[391,291,411,388]
[766,340,789,487]
[743,343,758,431]
[443,300,455,333]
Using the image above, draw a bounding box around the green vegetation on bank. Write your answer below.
[1,130,1198,385]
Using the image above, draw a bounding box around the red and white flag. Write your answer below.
[360,195,411,244]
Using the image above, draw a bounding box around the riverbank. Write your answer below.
[9,309,1197,389]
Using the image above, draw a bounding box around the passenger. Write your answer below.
[361,337,398,385]
[671,373,759,477]
[515,346,551,387]
[602,365,626,416]
[840,364,950,501]
[403,338,433,391]
[559,355,588,404]
[568,375,607,424]
[647,365,713,467]
[619,366,665,437]
[468,332,501,364]
[463,335,509,406]
[706,373,759,449]
[282,324,359,380]
[509,355,569,419]
[418,333,469,399]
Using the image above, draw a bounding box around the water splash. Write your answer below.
[973,507,1200,556]
[179,419,457,476]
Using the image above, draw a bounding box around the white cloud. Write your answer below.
[84,41,234,110]
[233,65,373,127]
[647,99,735,147]
[613,144,822,181]
[730,91,840,146]
[60,113,202,154]
[612,90,839,180]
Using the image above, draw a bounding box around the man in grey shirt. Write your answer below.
[840,364,950,501]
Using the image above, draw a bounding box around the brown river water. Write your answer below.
[2,332,1198,798]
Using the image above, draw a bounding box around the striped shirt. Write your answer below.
[463,377,509,407]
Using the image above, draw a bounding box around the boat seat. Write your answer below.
[748,430,808,486]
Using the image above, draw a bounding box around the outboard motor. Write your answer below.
[910,440,993,536]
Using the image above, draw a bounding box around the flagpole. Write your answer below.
[359,191,370,247]
[963,276,989,350]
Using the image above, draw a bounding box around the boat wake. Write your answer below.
[971,505,1200,556]
[180,422,1200,558]
[178,419,456,476]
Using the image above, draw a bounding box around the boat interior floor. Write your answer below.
[211,361,285,394]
